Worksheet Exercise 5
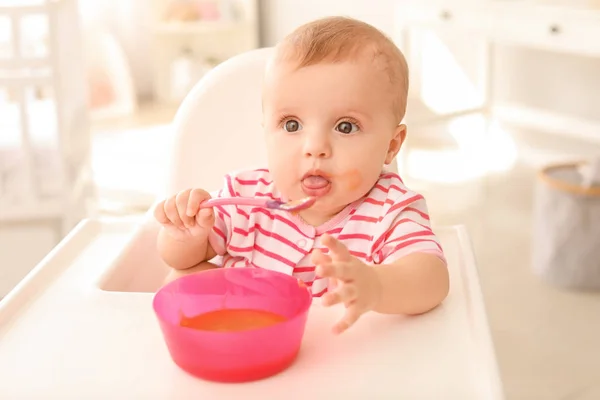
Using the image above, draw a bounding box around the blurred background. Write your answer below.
[1,0,600,398]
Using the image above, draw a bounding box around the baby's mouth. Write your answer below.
[302,175,330,189]
[301,171,332,197]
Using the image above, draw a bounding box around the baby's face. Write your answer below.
[262,58,405,224]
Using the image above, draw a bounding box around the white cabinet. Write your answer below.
[489,3,600,57]
[397,0,493,35]
[150,0,259,104]
[396,1,600,56]
[394,0,600,138]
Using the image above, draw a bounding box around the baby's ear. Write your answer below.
[385,124,407,165]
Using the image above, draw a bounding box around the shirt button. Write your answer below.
[297,239,307,248]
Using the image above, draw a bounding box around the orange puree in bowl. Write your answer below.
[180,309,287,332]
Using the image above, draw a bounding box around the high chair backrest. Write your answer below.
[164,47,272,196]
[163,46,399,197]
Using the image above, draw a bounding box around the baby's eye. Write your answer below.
[284,119,302,132]
[336,121,359,134]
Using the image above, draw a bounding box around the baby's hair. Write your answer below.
[274,16,409,123]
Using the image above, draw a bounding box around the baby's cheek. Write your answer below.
[339,169,363,191]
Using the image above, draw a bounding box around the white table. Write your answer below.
[0,218,503,399]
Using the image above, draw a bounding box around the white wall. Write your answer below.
[258,0,395,45]
[259,0,600,123]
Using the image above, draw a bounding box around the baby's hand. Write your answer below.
[154,188,214,242]
[312,234,382,335]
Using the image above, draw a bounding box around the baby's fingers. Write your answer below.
[322,283,357,307]
[333,305,362,335]
[316,261,356,282]
[153,200,169,224]
[194,208,215,230]
[164,196,184,228]
[176,190,195,228]
[322,234,352,262]
[311,249,332,266]
[187,189,211,217]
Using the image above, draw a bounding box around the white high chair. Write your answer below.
[0,48,504,399]
[164,47,273,195]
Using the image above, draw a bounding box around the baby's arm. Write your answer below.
[371,197,449,315]
[157,228,218,270]
[372,253,448,315]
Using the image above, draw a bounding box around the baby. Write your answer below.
[154,16,449,334]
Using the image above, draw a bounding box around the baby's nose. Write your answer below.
[303,134,332,158]
[305,149,330,158]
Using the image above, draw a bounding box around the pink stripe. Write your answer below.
[228,243,297,268]
[379,172,400,180]
[373,183,407,195]
[362,198,396,207]
[405,206,430,220]
[373,184,389,194]
[233,225,307,254]
[338,233,373,241]
[349,250,368,259]
[388,218,431,240]
[255,244,297,267]
[225,174,235,196]
[213,226,226,242]
[237,208,250,218]
[292,279,313,287]
[235,177,272,186]
[380,172,404,184]
[235,258,246,268]
[215,205,230,219]
[385,230,435,245]
[363,197,384,206]
[293,266,315,273]
[350,215,379,223]
[387,194,424,215]
[371,218,424,251]
[313,287,327,297]
[232,227,252,237]
[385,238,443,257]
[389,184,406,193]
[237,208,311,239]
[229,244,252,252]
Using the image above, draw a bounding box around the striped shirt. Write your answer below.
[208,168,445,297]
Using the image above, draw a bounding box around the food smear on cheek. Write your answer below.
[180,309,287,332]
[338,169,362,191]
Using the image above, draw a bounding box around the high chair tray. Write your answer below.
[0,218,503,399]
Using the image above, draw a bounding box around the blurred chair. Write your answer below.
[164,47,270,195]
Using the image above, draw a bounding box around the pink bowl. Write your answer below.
[152,268,313,383]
